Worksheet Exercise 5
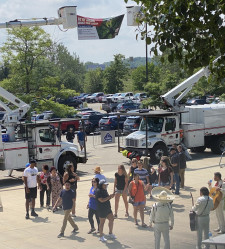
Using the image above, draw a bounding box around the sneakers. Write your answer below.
[108,233,117,239]
[214,228,220,232]
[88,228,96,234]
[31,210,38,217]
[57,232,64,238]
[218,230,225,234]
[99,236,107,242]
[72,224,79,232]
[25,213,29,219]
[71,214,76,217]
[113,214,118,218]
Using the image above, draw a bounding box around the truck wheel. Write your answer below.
[211,136,225,154]
[150,144,168,164]
[190,146,206,153]
[58,155,77,176]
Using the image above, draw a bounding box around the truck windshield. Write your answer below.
[139,117,164,132]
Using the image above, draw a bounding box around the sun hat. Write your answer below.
[99,179,109,185]
[94,166,103,173]
[152,187,175,203]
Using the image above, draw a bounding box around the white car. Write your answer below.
[107,93,121,103]
[116,92,134,101]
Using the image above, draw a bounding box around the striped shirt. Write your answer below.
[134,168,149,185]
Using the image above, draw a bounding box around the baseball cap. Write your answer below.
[25,163,30,168]
[99,179,109,185]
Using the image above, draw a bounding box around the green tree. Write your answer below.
[83,68,104,93]
[52,44,86,92]
[104,54,129,93]
[126,0,225,78]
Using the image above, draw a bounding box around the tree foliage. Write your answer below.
[104,54,129,93]
[83,68,104,93]
[126,0,225,79]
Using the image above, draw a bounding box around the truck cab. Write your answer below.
[125,112,181,163]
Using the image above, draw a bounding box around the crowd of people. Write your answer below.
[21,143,225,249]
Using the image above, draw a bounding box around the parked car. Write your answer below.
[102,94,113,103]
[57,97,82,108]
[86,92,104,103]
[81,94,91,102]
[133,92,147,102]
[116,92,134,101]
[50,119,80,134]
[185,98,208,105]
[107,93,121,103]
[117,102,141,112]
[123,116,142,135]
[77,93,87,99]
[81,114,105,134]
[31,111,53,121]
[99,115,127,131]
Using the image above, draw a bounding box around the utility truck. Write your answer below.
[0,6,86,175]
[123,58,225,163]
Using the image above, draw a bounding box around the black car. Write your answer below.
[117,102,141,112]
[99,115,127,131]
[57,97,82,108]
[123,116,142,134]
[81,114,105,134]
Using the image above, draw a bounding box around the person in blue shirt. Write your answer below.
[54,181,79,238]
[77,127,87,151]
[87,178,100,234]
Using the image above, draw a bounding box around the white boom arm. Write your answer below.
[161,57,219,111]
[0,6,77,30]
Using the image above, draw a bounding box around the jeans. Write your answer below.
[88,208,100,229]
[173,173,180,194]
[40,184,51,206]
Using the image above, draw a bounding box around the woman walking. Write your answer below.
[128,173,149,227]
[63,164,80,217]
[87,178,100,234]
[114,165,129,218]
[95,179,116,242]
[39,165,51,208]
[50,166,63,211]
[158,156,174,189]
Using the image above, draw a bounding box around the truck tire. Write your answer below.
[150,144,168,164]
[190,146,206,153]
[211,136,225,154]
[58,155,77,176]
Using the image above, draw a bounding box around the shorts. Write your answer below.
[133,201,145,206]
[70,185,77,199]
[115,188,127,195]
[79,141,84,147]
[25,187,37,199]
[98,209,113,219]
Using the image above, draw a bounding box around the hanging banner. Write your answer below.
[77,15,124,40]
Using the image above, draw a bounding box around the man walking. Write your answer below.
[177,145,186,189]
[77,127,87,151]
[54,181,79,238]
[192,187,214,249]
[23,159,40,219]
[66,128,75,143]
[170,148,180,195]
[150,187,175,249]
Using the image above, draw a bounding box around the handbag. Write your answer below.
[189,192,209,231]
[129,182,139,204]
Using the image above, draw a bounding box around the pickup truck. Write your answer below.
[50,119,80,133]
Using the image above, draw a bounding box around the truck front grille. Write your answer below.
[126,138,138,147]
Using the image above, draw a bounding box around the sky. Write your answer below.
[0,0,150,64]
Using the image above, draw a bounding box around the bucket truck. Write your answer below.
[123,58,225,163]
[0,6,87,175]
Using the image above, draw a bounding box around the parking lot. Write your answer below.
[1,103,225,248]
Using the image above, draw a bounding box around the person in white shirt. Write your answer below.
[94,166,106,181]
[150,187,175,249]
[23,159,40,219]
[192,187,214,249]
[208,172,225,234]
